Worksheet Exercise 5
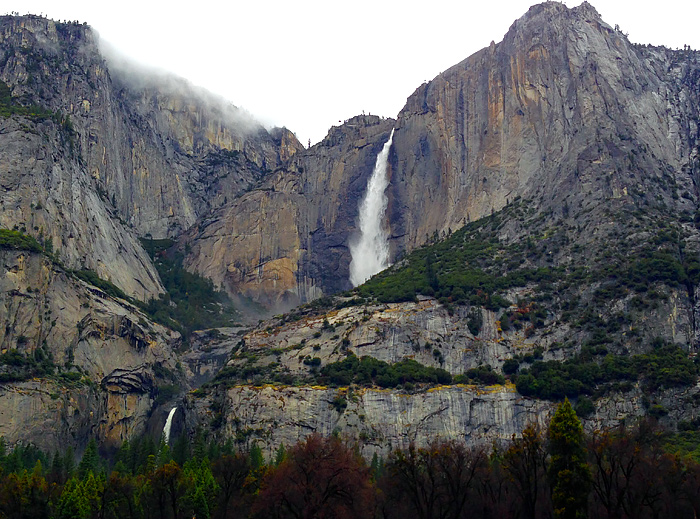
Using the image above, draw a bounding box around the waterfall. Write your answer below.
[162,406,177,445]
[349,128,395,287]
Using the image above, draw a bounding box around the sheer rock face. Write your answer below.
[190,1,700,307]
[183,115,396,310]
[190,384,553,458]
[187,376,700,457]
[185,287,697,455]
[388,1,700,253]
[0,15,304,451]
[0,97,163,299]
[8,1,699,309]
[3,2,700,308]
[0,15,302,300]
[0,250,182,452]
[4,1,700,455]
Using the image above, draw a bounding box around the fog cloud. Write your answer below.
[98,36,265,136]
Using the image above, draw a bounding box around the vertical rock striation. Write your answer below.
[388,2,700,253]
[0,15,302,299]
[184,115,396,309]
[185,2,700,307]
[0,249,182,452]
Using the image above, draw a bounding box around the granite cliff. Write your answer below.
[388,1,700,252]
[180,290,700,456]
[2,1,700,458]
[0,14,300,453]
[0,248,182,452]
[178,2,700,455]
[182,2,700,310]
[183,115,395,309]
[0,15,301,301]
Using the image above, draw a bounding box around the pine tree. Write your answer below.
[184,458,218,519]
[77,438,99,479]
[172,433,191,466]
[370,452,384,480]
[145,454,157,475]
[548,399,591,519]
[274,443,287,466]
[63,446,75,479]
[54,477,89,519]
[189,486,210,519]
[50,450,65,484]
[249,443,264,470]
[138,435,157,470]
[192,429,208,461]
[26,460,50,519]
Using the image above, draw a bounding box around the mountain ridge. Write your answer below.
[2,2,700,456]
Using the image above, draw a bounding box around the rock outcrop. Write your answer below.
[224,285,693,379]
[180,287,700,455]
[184,115,395,309]
[190,383,553,458]
[183,2,700,309]
[390,2,700,256]
[0,249,182,452]
[388,2,700,252]
[0,15,302,300]
[3,2,700,456]
[186,379,700,458]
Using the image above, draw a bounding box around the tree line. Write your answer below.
[1,400,699,518]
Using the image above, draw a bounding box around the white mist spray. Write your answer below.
[163,406,177,445]
[349,129,395,287]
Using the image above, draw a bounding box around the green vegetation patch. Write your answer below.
[73,269,128,300]
[0,345,92,387]
[203,352,455,390]
[0,345,91,387]
[454,364,505,386]
[515,341,698,400]
[354,204,559,310]
[0,347,56,382]
[0,229,42,252]
[667,427,700,463]
[0,79,58,121]
[319,354,452,388]
[208,362,278,387]
[139,238,238,339]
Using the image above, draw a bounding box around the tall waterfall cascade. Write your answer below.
[163,406,177,444]
[349,129,395,287]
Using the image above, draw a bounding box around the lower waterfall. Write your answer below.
[162,406,177,445]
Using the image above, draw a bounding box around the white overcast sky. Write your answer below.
[3,1,700,146]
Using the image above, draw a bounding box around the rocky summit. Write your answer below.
[1,1,700,458]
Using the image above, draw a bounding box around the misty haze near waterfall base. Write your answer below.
[349,129,395,287]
